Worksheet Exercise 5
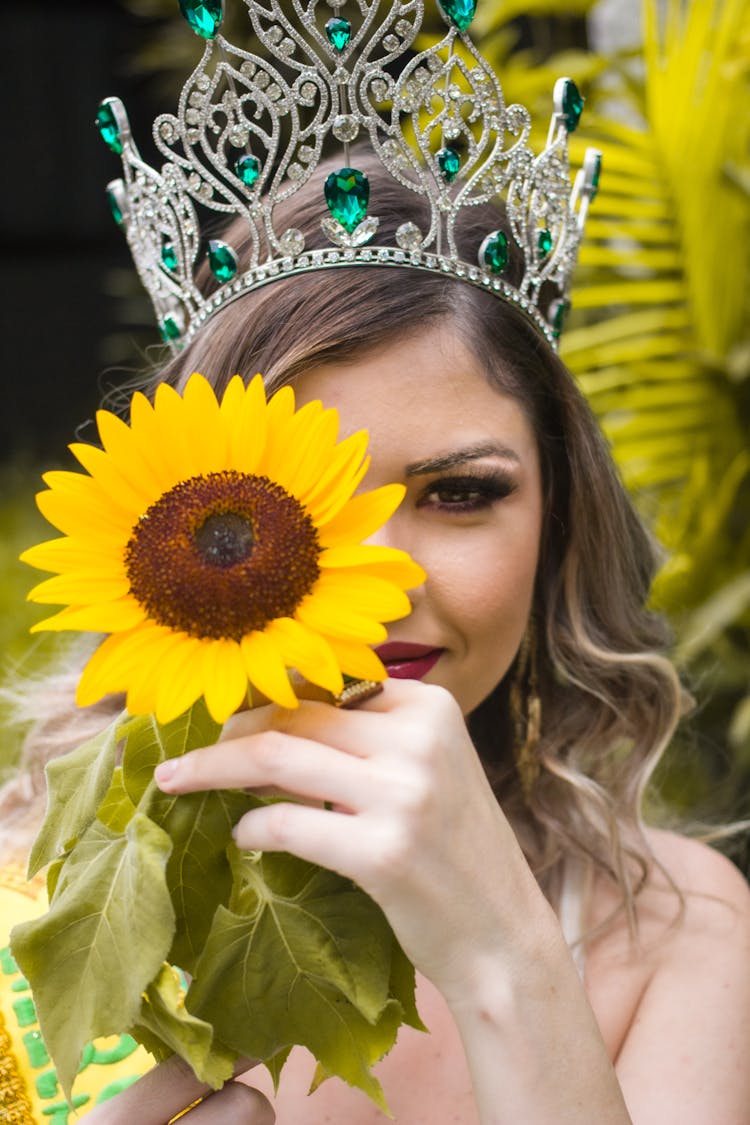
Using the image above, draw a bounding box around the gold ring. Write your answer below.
[333,679,384,708]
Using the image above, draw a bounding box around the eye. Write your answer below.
[418,472,518,514]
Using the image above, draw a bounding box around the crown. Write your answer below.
[97,0,601,352]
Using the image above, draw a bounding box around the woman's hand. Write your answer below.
[153,679,551,1004]
[82,1056,274,1124]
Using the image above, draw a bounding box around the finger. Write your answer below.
[182,1082,275,1124]
[81,1055,258,1125]
[155,730,374,811]
[233,801,376,881]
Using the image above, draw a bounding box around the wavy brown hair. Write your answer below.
[2,153,689,934]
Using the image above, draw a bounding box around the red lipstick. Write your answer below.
[374,642,444,681]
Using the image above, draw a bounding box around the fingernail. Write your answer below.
[154,759,179,787]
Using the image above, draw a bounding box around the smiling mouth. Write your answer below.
[374,642,444,681]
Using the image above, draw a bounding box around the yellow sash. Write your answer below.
[0,864,154,1123]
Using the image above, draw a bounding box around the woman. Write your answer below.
[5,158,750,1124]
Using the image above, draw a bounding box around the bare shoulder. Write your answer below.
[643,827,750,940]
[610,831,750,1124]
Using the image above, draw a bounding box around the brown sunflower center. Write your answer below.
[125,470,320,641]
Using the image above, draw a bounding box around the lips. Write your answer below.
[374,642,444,681]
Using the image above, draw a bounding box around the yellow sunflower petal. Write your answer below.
[76,627,162,706]
[181,373,228,471]
[27,572,131,606]
[296,594,387,644]
[37,473,135,537]
[201,639,250,723]
[300,431,370,521]
[130,388,190,488]
[313,571,412,622]
[318,545,426,588]
[30,599,146,634]
[281,409,341,499]
[265,617,344,695]
[150,382,194,480]
[226,374,269,474]
[256,384,296,473]
[241,631,299,709]
[20,536,123,575]
[68,442,155,515]
[94,407,174,504]
[317,484,406,547]
[321,637,388,682]
[153,637,207,725]
[261,399,325,488]
[125,633,189,717]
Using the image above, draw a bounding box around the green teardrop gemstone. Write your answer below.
[160,316,182,342]
[324,168,369,233]
[537,228,553,258]
[208,240,238,282]
[437,0,477,32]
[96,100,123,155]
[325,17,352,52]
[437,147,461,183]
[235,154,261,187]
[106,182,126,227]
[550,298,570,338]
[178,0,224,39]
[161,243,178,272]
[482,231,509,274]
[560,78,584,133]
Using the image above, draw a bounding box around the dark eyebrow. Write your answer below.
[405,441,521,477]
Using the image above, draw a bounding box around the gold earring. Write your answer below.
[511,623,542,799]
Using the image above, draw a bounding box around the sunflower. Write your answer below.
[23,373,425,723]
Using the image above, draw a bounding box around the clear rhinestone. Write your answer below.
[377,248,389,261]
[312,250,325,265]
[211,124,221,135]
[256,71,270,89]
[444,125,460,140]
[382,139,400,159]
[241,61,257,78]
[199,183,212,199]
[287,162,303,180]
[230,126,248,146]
[159,121,176,142]
[266,26,283,44]
[427,53,442,72]
[299,145,315,162]
[186,129,200,144]
[300,81,316,100]
[361,249,373,260]
[279,37,295,55]
[279,228,305,255]
[351,216,379,245]
[383,33,399,51]
[334,66,350,85]
[189,92,204,108]
[395,222,422,251]
[371,78,389,101]
[395,18,412,35]
[267,83,281,100]
[188,173,201,190]
[332,113,359,142]
[326,251,340,263]
[197,75,211,91]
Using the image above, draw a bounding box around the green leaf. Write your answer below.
[187,850,410,1111]
[27,712,124,876]
[121,699,222,806]
[131,962,235,1089]
[11,813,175,1099]
[97,766,137,833]
[147,787,254,973]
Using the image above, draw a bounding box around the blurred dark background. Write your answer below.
[1,1,156,462]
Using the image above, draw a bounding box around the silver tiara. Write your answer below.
[98,0,602,351]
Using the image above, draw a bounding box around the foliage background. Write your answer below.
[3,0,749,866]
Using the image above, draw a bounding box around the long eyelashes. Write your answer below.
[417,470,519,513]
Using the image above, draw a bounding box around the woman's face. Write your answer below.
[294,324,544,715]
